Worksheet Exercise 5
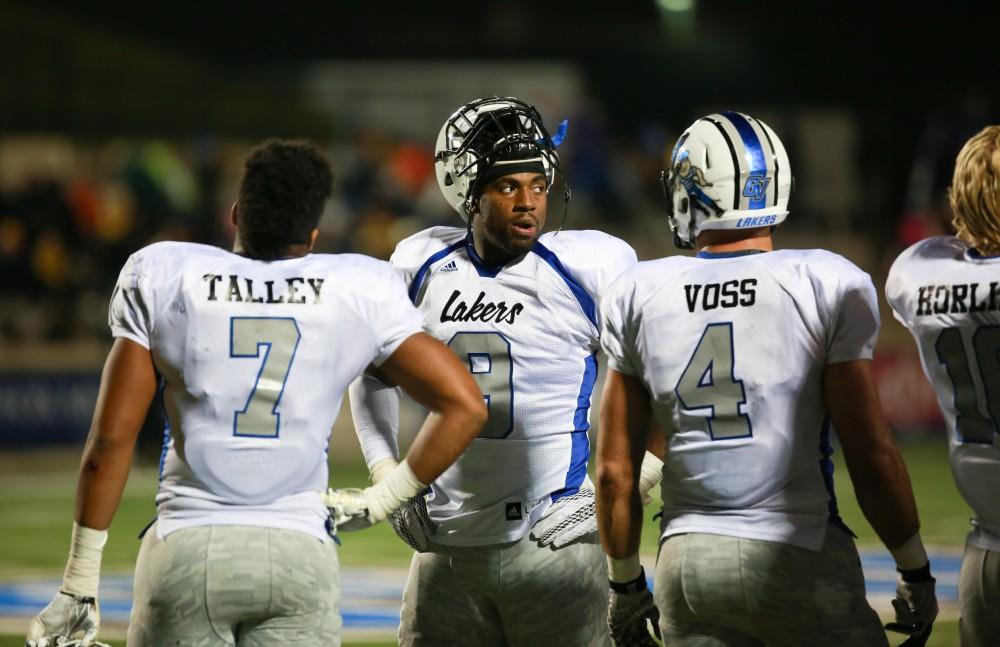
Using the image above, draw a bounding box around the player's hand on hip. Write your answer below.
[885,563,938,647]
[529,487,597,548]
[25,591,107,647]
[326,460,427,534]
[607,570,661,647]
[324,487,375,531]
[389,492,436,552]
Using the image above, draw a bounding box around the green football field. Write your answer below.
[0,436,969,645]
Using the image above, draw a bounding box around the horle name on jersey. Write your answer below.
[915,281,1000,316]
[684,279,757,313]
[439,289,524,324]
[203,274,325,304]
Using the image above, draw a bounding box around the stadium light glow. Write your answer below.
[657,0,694,12]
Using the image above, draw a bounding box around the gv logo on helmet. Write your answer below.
[742,171,771,203]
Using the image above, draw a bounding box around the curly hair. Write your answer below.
[236,139,333,260]
[950,125,1000,256]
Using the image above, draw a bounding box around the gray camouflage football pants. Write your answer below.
[654,524,887,647]
[398,532,610,646]
[959,540,1000,647]
[126,523,341,646]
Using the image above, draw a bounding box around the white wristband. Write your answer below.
[61,522,107,598]
[363,459,426,522]
[889,532,929,571]
[638,451,663,502]
[369,458,399,485]
[607,553,642,584]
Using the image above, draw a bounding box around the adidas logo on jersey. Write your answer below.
[440,260,458,273]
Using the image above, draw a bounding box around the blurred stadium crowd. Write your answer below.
[0,118,676,343]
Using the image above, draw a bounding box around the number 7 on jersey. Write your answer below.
[230,317,301,438]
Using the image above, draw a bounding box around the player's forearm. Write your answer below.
[74,338,156,529]
[349,373,401,466]
[404,405,486,485]
[596,463,644,558]
[596,369,652,559]
[75,434,138,530]
[846,446,921,549]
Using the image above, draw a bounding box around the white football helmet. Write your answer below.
[663,112,792,249]
[435,97,567,220]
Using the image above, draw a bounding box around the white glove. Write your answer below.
[325,460,426,533]
[25,591,107,647]
[608,569,660,647]
[389,493,437,552]
[530,488,597,548]
[638,451,663,506]
[885,563,938,646]
[324,487,376,531]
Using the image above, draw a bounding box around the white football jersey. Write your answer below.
[389,226,637,546]
[886,236,1000,551]
[109,241,423,541]
[600,249,880,551]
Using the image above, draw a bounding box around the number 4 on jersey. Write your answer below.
[675,322,752,440]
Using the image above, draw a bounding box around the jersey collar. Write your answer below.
[696,249,767,259]
[965,247,1000,263]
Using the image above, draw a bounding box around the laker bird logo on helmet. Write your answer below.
[663,111,793,249]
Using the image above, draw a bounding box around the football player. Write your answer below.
[886,125,1000,647]
[25,140,486,647]
[341,96,661,646]
[596,112,938,646]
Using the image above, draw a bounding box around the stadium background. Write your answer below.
[1,2,997,644]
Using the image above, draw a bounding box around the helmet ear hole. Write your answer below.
[444,173,454,187]
[680,197,689,214]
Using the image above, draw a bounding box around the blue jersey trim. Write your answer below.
[696,249,766,259]
[156,375,170,482]
[465,237,504,278]
[721,111,768,210]
[531,241,598,328]
[552,430,590,503]
[819,417,855,536]
[407,240,466,303]
[573,353,598,432]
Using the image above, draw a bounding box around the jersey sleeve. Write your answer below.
[885,239,938,328]
[599,269,642,376]
[349,374,401,467]
[107,249,155,349]
[541,230,639,300]
[389,226,467,289]
[823,257,881,363]
[353,262,426,366]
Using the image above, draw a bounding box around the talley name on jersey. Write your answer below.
[391,226,637,546]
[109,241,424,542]
[202,273,326,304]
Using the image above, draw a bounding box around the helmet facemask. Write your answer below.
[435,97,570,224]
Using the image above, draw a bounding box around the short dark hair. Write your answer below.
[236,139,333,260]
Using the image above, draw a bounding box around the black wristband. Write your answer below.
[609,567,647,595]
[58,590,97,604]
[898,562,934,583]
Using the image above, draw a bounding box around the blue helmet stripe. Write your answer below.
[721,111,768,210]
[749,115,781,207]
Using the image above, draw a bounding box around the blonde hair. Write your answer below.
[950,125,1000,255]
